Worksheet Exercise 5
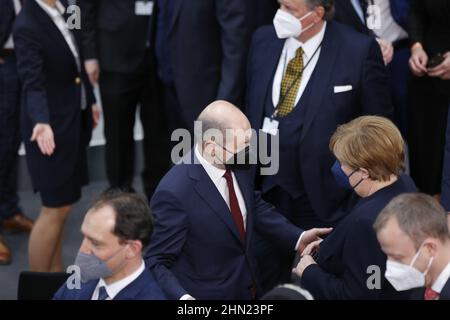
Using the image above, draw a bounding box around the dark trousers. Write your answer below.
[0,53,22,222]
[387,47,410,138]
[100,65,170,197]
[162,84,189,133]
[408,76,450,195]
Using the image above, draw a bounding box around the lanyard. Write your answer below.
[270,40,323,120]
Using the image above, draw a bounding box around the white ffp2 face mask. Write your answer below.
[385,244,434,292]
[273,9,314,39]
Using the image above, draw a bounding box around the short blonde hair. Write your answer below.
[330,116,405,182]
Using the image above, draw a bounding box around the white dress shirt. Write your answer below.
[432,261,450,294]
[3,0,22,49]
[91,260,145,300]
[272,22,326,109]
[195,145,247,229]
[370,0,408,43]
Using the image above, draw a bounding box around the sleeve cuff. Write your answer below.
[294,231,305,252]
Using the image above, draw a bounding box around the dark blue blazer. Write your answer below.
[410,279,450,300]
[53,267,167,300]
[0,0,15,48]
[301,174,417,300]
[145,151,302,300]
[441,108,450,211]
[13,0,95,190]
[246,21,393,224]
[150,0,250,127]
[334,0,411,35]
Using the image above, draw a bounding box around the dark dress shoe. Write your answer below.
[0,237,11,265]
[2,213,34,233]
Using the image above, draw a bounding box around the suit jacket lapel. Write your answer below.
[250,34,284,127]
[78,280,98,300]
[29,0,78,71]
[114,270,148,300]
[189,155,243,245]
[168,0,183,36]
[300,22,339,142]
[342,0,366,31]
[440,279,450,300]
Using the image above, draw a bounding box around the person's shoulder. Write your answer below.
[13,7,38,36]
[53,280,98,300]
[327,21,374,50]
[397,174,418,193]
[152,152,200,200]
[136,268,168,300]
[156,163,189,191]
[251,25,278,47]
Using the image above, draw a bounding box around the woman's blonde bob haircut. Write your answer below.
[330,116,405,182]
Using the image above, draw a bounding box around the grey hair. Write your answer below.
[374,193,450,249]
[305,0,335,21]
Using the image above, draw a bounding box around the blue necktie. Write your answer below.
[97,286,109,300]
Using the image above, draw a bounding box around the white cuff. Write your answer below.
[294,231,305,251]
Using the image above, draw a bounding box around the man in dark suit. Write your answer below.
[145,101,332,300]
[246,0,392,291]
[54,192,166,300]
[150,0,250,134]
[441,109,450,212]
[334,0,411,136]
[0,0,34,265]
[374,193,450,300]
[79,0,169,197]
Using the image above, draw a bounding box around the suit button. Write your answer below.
[75,77,81,85]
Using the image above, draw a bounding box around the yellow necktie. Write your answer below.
[278,47,304,117]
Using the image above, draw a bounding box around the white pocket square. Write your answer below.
[334,85,353,94]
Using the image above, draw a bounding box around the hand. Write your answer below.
[428,52,450,80]
[91,103,101,128]
[298,227,333,253]
[84,59,100,85]
[376,38,394,65]
[0,58,4,64]
[292,255,317,278]
[31,123,55,156]
[409,43,428,77]
[302,239,323,257]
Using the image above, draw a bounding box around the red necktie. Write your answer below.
[223,170,246,245]
[424,288,440,300]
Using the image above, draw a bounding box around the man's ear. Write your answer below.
[126,241,143,259]
[314,6,326,22]
[423,239,439,256]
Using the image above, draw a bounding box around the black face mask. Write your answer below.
[221,145,252,171]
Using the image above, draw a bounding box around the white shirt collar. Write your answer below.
[432,261,450,294]
[96,260,145,300]
[195,144,226,186]
[286,22,327,60]
[35,0,65,18]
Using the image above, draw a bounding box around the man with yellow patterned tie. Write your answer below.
[245,0,393,293]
